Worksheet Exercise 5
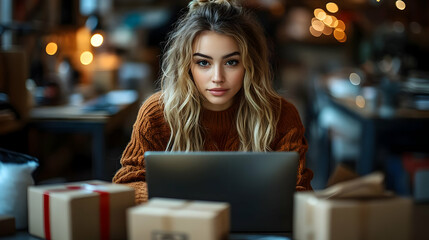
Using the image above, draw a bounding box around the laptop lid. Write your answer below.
[145,151,298,233]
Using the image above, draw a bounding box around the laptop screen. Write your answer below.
[145,151,298,233]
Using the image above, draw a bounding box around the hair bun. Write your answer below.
[188,0,237,12]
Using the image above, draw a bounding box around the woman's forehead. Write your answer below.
[192,31,240,57]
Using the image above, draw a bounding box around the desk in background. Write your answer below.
[311,74,429,196]
[28,90,139,181]
[325,94,429,175]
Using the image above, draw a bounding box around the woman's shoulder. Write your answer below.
[277,97,304,130]
[141,91,163,113]
[135,91,165,127]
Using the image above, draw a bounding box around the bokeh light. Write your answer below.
[356,95,366,108]
[396,0,406,10]
[45,42,58,55]
[323,26,334,35]
[90,33,104,47]
[349,73,361,85]
[329,16,339,28]
[326,2,339,13]
[310,4,346,42]
[311,18,325,32]
[333,29,345,40]
[309,26,323,37]
[336,20,346,31]
[323,15,334,26]
[410,22,422,34]
[80,51,93,65]
[338,34,347,43]
[314,8,327,20]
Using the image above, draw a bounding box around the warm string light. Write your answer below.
[333,29,345,40]
[80,51,94,65]
[309,26,323,37]
[376,0,406,11]
[45,42,58,55]
[309,2,346,43]
[44,27,103,65]
[311,18,324,31]
[91,33,104,47]
[396,0,406,10]
[356,95,366,108]
[326,2,338,13]
[314,8,326,21]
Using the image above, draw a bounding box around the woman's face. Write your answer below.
[191,31,244,111]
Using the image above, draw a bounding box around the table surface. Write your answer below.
[328,95,429,120]
[2,203,428,240]
[30,90,139,122]
[319,74,429,120]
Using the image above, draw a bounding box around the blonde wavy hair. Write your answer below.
[160,0,281,151]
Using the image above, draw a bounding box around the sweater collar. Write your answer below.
[201,100,238,128]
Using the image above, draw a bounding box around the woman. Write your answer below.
[113,0,313,203]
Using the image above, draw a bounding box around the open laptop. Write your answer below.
[145,151,298,234]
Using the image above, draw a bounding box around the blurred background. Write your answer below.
[1,0,428,200]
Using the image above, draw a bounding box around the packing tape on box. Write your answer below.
[358,202,369,240]
[161,211,173,231]
[43,183,110,240]
[305,196,317,240]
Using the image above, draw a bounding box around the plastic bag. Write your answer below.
[0,148,39,229]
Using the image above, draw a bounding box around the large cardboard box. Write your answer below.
[28,180,135,240]
[294,192,412,240]
[294,172,413,240]
[128,198,230,240]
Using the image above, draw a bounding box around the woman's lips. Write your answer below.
[208,88,228,96]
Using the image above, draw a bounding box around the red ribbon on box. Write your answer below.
[42,183,110,240]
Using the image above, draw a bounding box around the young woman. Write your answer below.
[113,0,313,203]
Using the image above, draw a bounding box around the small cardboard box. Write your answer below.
[28,180,135,240]
[294,172,413,240]
[128,198,230,240]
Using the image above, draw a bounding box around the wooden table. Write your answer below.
[28,90,139,181]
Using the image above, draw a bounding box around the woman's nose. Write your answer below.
[211,65,225,83]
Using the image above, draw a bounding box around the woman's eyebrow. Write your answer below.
[193,51,240,59]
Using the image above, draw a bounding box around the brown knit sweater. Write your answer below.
[113,92,313,204]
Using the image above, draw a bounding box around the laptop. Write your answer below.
[145,151,298,233]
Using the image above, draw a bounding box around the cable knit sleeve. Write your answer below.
[112,92,168,204]
[273,98,313,191]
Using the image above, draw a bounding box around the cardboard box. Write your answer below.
[28,180,135,240]
[294,172,413,240]
[128,198,230,240]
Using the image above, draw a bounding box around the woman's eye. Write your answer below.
[197,60,209,67]
[226,60,239,66]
